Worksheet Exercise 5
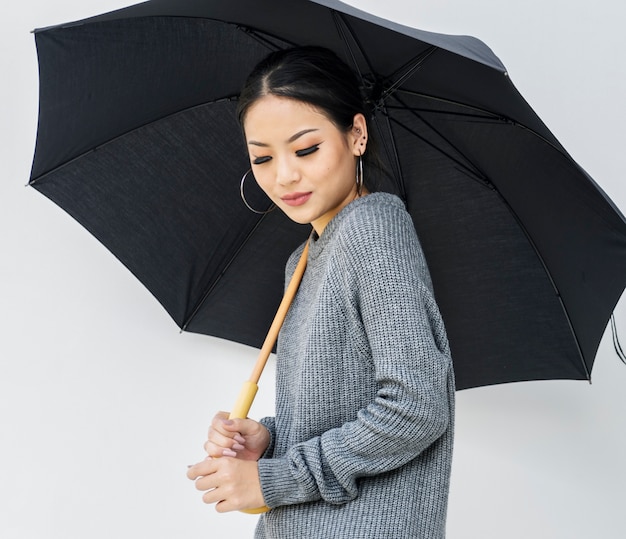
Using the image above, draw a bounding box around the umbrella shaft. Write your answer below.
[228,381,269,514]
[229,381,258,420]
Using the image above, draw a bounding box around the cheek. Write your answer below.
[251,168,273,195]
[314,151,344,181]
[326,152,355,184]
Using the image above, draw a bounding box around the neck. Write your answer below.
[311,188,369,236]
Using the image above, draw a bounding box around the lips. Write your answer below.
[281,192,312,207]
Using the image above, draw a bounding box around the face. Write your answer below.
[243,95,368,235]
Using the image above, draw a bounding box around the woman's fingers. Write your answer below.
[194,472,218,492]
[205,421,247,458]
[204,433,244,457]
[186,457,215,479]
[194,412,269,463]
[187,457,265,512]
[214,415,257,438]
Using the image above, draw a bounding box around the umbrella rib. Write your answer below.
[386,113,489,187]
[181,213,273,333]
[394,88,568,155]
[31,22,297,185]
[386,92,626,231]
[389,94,591,379]
[365,47,442,195]
[29,96,240,185]
[329,12,412,199]
[324,13,454,202]
[373,112,406,199]
[331,11,375,81]
[236,25,297,51]
[496,196,592,381]
[380,47,439,104]
[385,105,501,123]
[390,92,496,185]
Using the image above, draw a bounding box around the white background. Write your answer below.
[2,1,625,537]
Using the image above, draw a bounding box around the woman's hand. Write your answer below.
[187,412,270,511]
[187,457,265,512]
[204,411,270,461]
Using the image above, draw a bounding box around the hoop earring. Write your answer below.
[240,169,275,214]
[356,154,364,196]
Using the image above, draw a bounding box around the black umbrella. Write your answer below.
[29,0,626,390]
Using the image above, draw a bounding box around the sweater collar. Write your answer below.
[306,193,399,260]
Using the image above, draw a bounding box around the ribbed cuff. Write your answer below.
[258,417,276,459]
[257,456,316,508]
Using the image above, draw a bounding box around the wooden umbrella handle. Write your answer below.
[227,240,309,514]
[229,239,309,419]
[250,239,310,385]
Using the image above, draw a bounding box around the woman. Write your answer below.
[187,46,455,538]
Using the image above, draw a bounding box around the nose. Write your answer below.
[276,157,300,186]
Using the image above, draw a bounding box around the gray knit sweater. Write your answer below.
[255,193,454,538]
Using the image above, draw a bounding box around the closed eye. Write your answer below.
[296,144,320,157]
[253,155,272,165]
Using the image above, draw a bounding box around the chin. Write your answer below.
[284,213,313,226]
[275,204,310,224]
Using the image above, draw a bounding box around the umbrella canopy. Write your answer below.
[30,0,626,390]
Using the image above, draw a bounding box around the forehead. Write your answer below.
[243,95,335,137]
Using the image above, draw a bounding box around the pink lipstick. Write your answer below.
[281,192,312,207]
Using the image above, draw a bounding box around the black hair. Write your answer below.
[237,46,383,190]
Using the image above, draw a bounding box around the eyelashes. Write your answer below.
[253,156,272,165]
[295,144,320,157]
[253,144,320,165]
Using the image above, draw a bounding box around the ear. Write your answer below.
[350,113,369,156]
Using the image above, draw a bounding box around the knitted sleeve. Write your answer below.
[258,200,453,508]
[258,416,276,459]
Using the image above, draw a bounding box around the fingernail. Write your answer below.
[221,419,234,426]
[234,434,245,444]
[222,449,237,457]
[232,443,245,451]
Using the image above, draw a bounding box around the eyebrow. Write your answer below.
[248,128,319,147]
